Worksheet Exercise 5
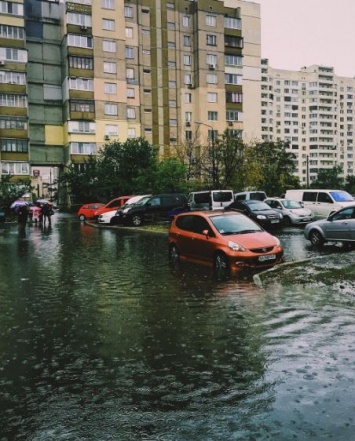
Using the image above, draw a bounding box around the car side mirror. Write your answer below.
[202,229,210,237]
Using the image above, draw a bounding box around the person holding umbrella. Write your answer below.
[16,203,29,235]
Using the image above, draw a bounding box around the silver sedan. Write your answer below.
[304,204,355,246]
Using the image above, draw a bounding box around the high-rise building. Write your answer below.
[0,0,261,194]
[261,59,355,185]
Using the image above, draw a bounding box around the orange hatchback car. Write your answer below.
[93,195,132,219]
[168,211,283,276]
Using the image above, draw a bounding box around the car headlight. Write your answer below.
[123,208,131,213]
[257,214,267,220]
[272,236,281,246]
[228,240,246,251]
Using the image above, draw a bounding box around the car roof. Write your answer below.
[176,210,242,218]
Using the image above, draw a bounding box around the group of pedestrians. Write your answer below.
[17,201,53,234]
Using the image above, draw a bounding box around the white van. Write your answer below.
[285,189,354,219]
[187,190,234,211]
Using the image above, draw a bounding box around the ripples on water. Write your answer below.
[0,216,355,440]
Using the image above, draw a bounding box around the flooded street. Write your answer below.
[1,214,355,440]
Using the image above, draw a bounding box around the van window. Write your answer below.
[303,192,317,202]
[249,192,266,201]
[330,191,353,202]
[212,191,233,202]
[194,193,210,204]
[235,194,246,200]
[318,192,333,203]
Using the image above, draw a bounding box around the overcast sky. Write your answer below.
[255,0,355,77]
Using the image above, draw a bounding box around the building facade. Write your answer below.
[261,59,355,185]
[0,0,261,195]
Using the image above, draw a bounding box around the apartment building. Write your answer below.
[0,0,261,192]
[261,59,355,185]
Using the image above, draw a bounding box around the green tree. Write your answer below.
[153,157,187,193]
[311,165,343,189]
[344,174,355,195]
[0,175,31,207]
[244,141,300,196]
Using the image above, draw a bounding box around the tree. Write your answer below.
[311,165,343,189]
[244,141,300,196]
[0,175,31,207]
[153,157,187,193]
[344,174,355,195]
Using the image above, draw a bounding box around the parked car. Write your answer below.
[304,204,355,247]
[93,195,132,219]
[187,190,234,211]
[78,203,105,221]
[225,200,283,230]
[98,195,151,225]
[168,211,284,276]
[264,197,314,226]
[114,193,187,226]
[285,189,354,219]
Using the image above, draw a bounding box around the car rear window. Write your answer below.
[212,191,233,202]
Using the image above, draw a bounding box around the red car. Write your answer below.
[78,203,105,221]
[93,196,132,219]
[168,210,284,277]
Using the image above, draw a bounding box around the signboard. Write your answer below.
[33,170,40,177]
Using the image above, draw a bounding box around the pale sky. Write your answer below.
[255,0,355,77]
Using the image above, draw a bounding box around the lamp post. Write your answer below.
[306,155,309,187]
[195,121,218,187]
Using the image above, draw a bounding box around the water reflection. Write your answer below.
[0,216,355,440]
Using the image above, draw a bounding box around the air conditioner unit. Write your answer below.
[81,25,88,31]
[104,135,110,140]
[208,64,216,70]
[0,60,5,66]
[187,83,194,89]
[186,121,191,127]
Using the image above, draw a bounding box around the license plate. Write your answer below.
[271,219,280,224]
[259,254,276,262]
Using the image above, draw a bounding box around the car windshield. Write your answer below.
[131,196,152,206]
[282,200,303,209]
[210,214,262,235]
[329,191,353,202]
[246,201,271,211]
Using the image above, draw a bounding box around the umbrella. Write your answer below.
[10,200,29,209]
[36,199,51,205]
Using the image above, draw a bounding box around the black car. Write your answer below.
[112,193,187,226]
[226,199,283,230]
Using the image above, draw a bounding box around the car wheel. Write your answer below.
[79,214,85,222]
[169,243,180,267]
[132,214,142,226]
[309,229,324,247]
[213,252,230,280]
[283,216,292,227]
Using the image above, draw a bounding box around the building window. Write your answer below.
[125,27,133,39]
[68,34,93,49]
[168,81,176,88]
[167,41,175,48]
[0,2,24,15]
[2,162,29,175]
[184,74,192,84]
[206,15,217,27]
[71,142,96,155]
[225,73,242,85]
[183,35,191,47]
[208,111,218,121]
[103,40,116,52]
[125,47,134,58]
[226,110,243,121]
[182,15,190,27]
[124,6,133,18]
[68,121,95,133]
[206,34,217,46]
[185,111,192,122]
[102,19,115,30]
[69,56,93,69]
[207,73,217,84]
[102,0,114,9]
[104,82,117,94]
[207,92,217,103]
[0,70,26,85]
[105,124,118,135]
[70,100,95,112]
[0,93,27,107]
[127,87,135,98]
[183,55,191,66]
[104,103,118,115]
[67,12,91,27]
[169,119,177,126]
[167,2,174,8]
[169,99,177,107]
[225,35,243,48]
[1,138,28,152]
[185,93,192,104]
[0,25,24,40]
[127,107,136,119]
[103,62,117,73]
[167,22,175,29]
[206,54,217,66]
[0,116,27,129]
[127,128,136,138]
[224,16,241,30]
[225,55,242,66]
[68,78,94,91]
[168,61,176,67]
[126,68,134,79]
[226,92,243,103]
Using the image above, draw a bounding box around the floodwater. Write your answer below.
[1,214,355,440]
